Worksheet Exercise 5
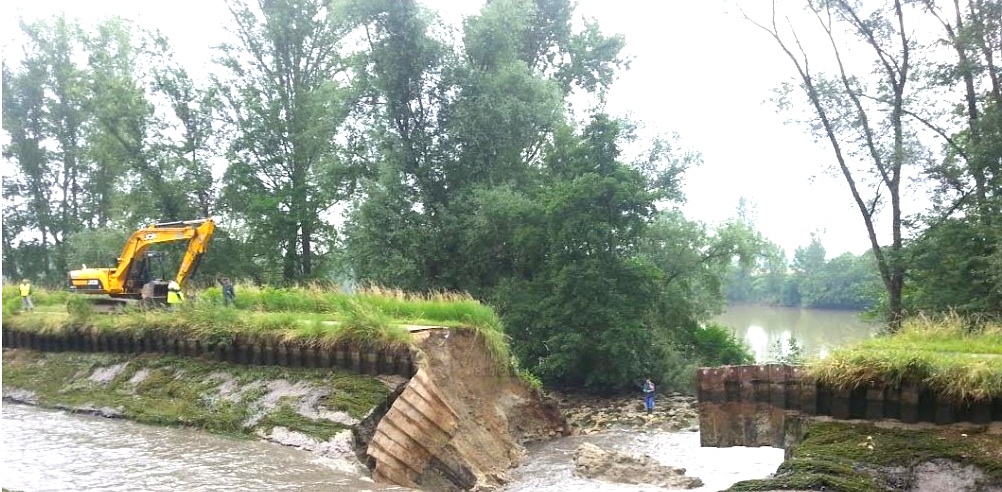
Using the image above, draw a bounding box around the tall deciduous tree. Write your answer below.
[216,0,358,282]
[746,0,921,329]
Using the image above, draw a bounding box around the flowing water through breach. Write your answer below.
[3,403,784,491]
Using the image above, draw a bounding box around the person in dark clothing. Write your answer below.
[642,377,656,414]
[220,277,236,307]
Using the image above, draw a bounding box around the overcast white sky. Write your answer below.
[2,0,923,257]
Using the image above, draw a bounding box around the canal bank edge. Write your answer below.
[1,328,570,491]
[725,419,1002,492]
[697,364,1002,491]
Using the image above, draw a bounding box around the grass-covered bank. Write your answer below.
[726,421,1002,492]
[807,315,1002,402]
[2,284,510,367]
[2,349,390,441]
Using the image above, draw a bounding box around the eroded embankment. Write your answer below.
[726,420,1002,492]
[2,326,569,491]
[1,348,395,469]
[366,328,570,490]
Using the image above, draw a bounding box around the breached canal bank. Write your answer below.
[698,316,1002,492]
[2,327,568,491]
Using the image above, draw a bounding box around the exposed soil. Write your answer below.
[407,329,570,491]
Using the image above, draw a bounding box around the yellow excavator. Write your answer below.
[67,218,216,311]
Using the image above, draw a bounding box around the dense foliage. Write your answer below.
[726,235,883,310]
[4,0,1000,390]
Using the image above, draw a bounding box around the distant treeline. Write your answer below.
[725,236,881,311]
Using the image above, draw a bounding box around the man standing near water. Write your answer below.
[643,377,655,414]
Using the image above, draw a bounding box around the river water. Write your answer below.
[3,403,781,492]
[715,304,876,361]
[3,305,875,491]
[1,404,401,492]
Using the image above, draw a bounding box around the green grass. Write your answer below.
[807,314,1002,401]
[4,283,513,367]
[2,350,389,441]
[727,421,1002,491]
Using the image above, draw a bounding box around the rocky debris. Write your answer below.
[557,393,698,434]
[912,459,1002,492]
[3,387,39,404]
[66,404,125,419]
[3,387,123,418]
[127,368,150,385]
[573,442,703,489]
[257,426,367,475]
[88,362,129,384]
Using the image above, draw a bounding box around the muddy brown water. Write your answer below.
[3,403,783,491]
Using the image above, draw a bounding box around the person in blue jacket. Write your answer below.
[642,377,656,414]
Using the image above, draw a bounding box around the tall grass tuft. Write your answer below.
[336,299,409,348]
[809,313,1002,401]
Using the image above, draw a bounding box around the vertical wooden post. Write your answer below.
[831,387,852,419]
[304,346,318,368]
[288,344,303,368]
[865,382,885,420]
[363,347,379,375]
[276,343,289,366]
[971,400,992,424]
[350,345,362,373]
[900,380,920,423]
[333,344,346,371]
[316,348,331,368]
[800,375,818,415]
[934,395,954,424]
[263,341,276,366]
[768,364,788,409]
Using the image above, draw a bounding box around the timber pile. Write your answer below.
[697,364,1002,449]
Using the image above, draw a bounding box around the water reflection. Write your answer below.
[715,304,876,362]
[743,324,770,361]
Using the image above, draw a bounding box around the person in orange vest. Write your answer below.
[166,281,185,310]
[19,278,34,312]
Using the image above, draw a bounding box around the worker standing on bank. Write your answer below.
[166,281,185,310]
[19,278,34,312]
[642,377,656,414]
[220,277,236,307]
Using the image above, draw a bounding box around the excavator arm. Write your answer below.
[109,219,216,290]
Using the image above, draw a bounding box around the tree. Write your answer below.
[904,0,1002,317]
[500,116,664,388]
[3,17,107,279]
[343,0,627,293]
[745,0,922,329]
[216,0,359,282]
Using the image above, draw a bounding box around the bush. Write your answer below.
[691,323,755,366]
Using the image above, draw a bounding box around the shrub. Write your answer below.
[691,323,755,366]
